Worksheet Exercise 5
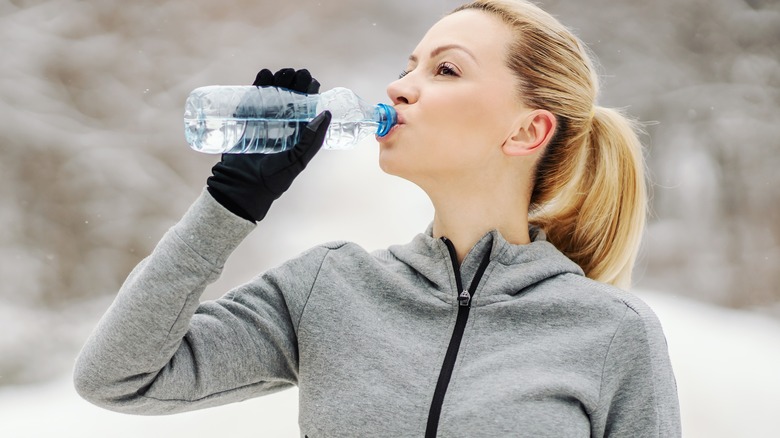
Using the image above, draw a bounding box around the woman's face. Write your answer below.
[378,10,526,189]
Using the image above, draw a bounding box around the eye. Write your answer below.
[398,69,410,79]
[436,62,459,77]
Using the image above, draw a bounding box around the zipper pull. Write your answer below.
[458,290,471,307]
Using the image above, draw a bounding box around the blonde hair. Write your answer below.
[453,0,647,289]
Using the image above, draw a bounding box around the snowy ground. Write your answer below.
[1,291,779,438]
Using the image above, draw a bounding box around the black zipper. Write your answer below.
[425,237,492,438]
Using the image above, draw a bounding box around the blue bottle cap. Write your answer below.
[375,103,397,137]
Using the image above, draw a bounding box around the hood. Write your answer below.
[387,224,584,305]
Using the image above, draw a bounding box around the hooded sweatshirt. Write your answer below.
[73,191,681,437]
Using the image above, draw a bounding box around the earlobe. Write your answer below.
[502,110,557,157]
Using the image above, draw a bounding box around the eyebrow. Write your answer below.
[408,44,478,65]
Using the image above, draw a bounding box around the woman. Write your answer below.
[74,1,681,436]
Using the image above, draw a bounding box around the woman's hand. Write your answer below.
[206,68,331,223]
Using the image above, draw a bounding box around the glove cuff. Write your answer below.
[207,186,258,223]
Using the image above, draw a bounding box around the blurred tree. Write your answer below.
[640,0,780,307]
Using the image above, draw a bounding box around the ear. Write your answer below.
[502,109,557,157]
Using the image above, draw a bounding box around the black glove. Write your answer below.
[207,68,331,223]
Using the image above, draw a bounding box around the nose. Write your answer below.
[386,74,418,106]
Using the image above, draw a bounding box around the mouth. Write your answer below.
[376,109,405,143]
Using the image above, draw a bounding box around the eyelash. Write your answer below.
[437,62,459,77]
[398,62,459,79]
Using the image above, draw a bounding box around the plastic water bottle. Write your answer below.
[184,86,397,154]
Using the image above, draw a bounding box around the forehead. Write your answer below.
[413,10,512,64]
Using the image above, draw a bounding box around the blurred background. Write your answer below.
[1,0,778,436]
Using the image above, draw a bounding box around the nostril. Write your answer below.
[398,96,409,105]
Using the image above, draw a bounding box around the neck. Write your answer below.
[429,187,531,264]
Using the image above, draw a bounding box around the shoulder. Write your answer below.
[557,274,662,319]
[302,240,388,266]
[272,241,408,280]
[301,242,414,281]
[552,277,675,383]
[313,240,400,263]
[535,274,668,346]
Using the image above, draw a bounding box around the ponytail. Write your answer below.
[529,107,647,289]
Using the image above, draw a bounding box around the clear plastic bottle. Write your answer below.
[184,86,397,154]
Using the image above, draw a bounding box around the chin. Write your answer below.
[378,146,416,182]
[377,134,432,183]
[378,147,399,176]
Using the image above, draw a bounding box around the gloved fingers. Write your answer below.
[263,111,331,177]
[290,110,331,169]
[253,69,274,87]
[273,68,296,89]
[289,69,314,94]
[306,78,321,94]
[254,67,319,93]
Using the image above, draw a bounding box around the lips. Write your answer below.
[394,110,406,126]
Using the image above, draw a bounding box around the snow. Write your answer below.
[0,379,300,437]
[1,291,779,437]
[640,292,780,438]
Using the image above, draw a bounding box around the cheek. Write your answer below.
[423,96,507,159]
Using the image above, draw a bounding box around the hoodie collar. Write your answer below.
[388,224,584,303]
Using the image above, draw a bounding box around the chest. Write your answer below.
[295,281,609,437]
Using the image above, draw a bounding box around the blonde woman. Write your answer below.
[75,1,681,436]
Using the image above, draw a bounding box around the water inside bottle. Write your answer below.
[185,116,307,153]
[186,116,381,153]
[240,118,305,153]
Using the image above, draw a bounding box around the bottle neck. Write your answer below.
[375,103,397,137]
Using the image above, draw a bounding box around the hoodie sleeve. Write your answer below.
[591,296,682,437]
[73,189,329,415]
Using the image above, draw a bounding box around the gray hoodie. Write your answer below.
[74,191,681,437]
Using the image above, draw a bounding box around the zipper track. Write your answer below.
[425,237,492,438]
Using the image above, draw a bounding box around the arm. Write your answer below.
[592,298,682,437]
[74,68,331,414]
[73,191,327,414]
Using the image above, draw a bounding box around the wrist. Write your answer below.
[206,186,258,223]
[172,189,257,266]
